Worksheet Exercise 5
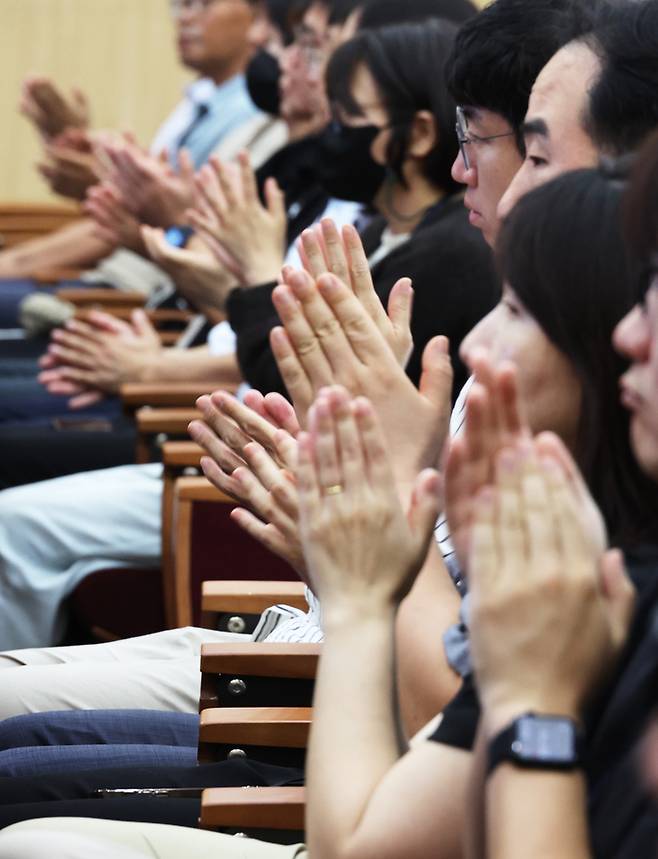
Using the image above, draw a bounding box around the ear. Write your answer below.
[407,110,437,159]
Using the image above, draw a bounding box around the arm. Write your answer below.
[140,345,241,386]
[0,218,113,279]
[299,388,469,859]
[467,438,635,859]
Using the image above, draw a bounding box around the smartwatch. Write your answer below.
[487,712,584,775]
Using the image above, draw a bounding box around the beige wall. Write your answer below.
[0,0,191,202]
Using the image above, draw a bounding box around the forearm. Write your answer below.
[141,346,242,386]
[307,606,403,859]
[396,542,461,735]
[0,218,113,278]
[486,765,590,859]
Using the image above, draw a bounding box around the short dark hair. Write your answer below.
[497,166,658,545]
[622,130,658,299]
[581,0,658,157]
[321,0,363,25]
[326,20,460,193]
[446,0,600,152]
[358,0,476,30]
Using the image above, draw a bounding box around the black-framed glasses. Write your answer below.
[455,105,515,170]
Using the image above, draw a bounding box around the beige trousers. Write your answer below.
[0,819,308,859]
[0,627,249,719]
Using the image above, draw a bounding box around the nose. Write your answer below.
[451,150,476,187]
[613,305,651,363]
[459,311,493,370]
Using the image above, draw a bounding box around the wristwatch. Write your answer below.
[487,712,584,775]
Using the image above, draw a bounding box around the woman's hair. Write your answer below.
[325,19,460,193]
[623,128,658,293]
[496,166,658,545]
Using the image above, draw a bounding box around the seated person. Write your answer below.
[1,157,658,859]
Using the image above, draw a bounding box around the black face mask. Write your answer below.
[246,49,282,116]
[316,122,388,203]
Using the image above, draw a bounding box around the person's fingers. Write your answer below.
[130,308,156,338]
[68,390,103,410]
[299,228,328,278]
[540,453,586,565]
[214,157,239,211]
[199,454,242,501]
[273,429,299,472]
[271,285,335,387]
[263,392,301,437]
[319,219,350,284]
[237,150,258,205]
[48,342,98,369]
[214,390,278,452]
[353,395,396,497]
[386,278,414,364]
[270,326,314,421]
[494,446,529,585]
[196,396,252,459]
[264,176,285,220]
[50,328,99,357]
[285,269,354,377]
[599,548,636,644]
[315,273,388,365]
[83,309,133,336]
[468,486,500,597]
[418,336,453,411]
[177,148,195,184]
[230,508,298,567]
[408,469,444,547]
[242,441,285,492]
[311,394,343,494]
[341,223,380,310]
[494,362,526,439]
[296,430,321,519]
[189,419,245,475]
[329,388,365,493]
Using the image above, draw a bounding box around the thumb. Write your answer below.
[599,548,636,646]
[408,469,443,550]
[265,177,285,216]
[131,308,155,337]
[419,336,453,410]
[178,148,194,180]
[386,278,414,365]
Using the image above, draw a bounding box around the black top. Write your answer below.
[227,195,499,401]
[430,544,658,858]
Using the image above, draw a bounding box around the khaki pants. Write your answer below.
[0,819,308,859]
[0,627,249,718]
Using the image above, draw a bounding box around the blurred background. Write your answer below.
[1,0,190,202]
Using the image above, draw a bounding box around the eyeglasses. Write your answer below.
[292,23,328,72]
[169,0,219,16]
[455,106,516,171]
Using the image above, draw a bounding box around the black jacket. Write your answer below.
[227,194,500,401]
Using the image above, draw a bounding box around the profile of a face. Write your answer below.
[497,41,601,221]
[460,286,581,447]
[614,284,658,482]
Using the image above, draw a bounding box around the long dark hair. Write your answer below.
[496,166,658,545]
[326,19,460,193]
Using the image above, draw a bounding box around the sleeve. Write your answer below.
[226,282,288,397]
[428,674,480,752]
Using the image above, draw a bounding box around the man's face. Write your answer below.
[450,107,523,247]
[175,0,253,76]
[497,41,601,220]
[613,281,658,482]
[279,2,331,126]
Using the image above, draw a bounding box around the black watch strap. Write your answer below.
[488,712,584,775]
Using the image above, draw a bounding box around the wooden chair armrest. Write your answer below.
[199,707,312,748]
[33,267,85,284]
[135,407,201,436]
[175,475,228,502]
[200,786,305,831]
[56,288,146,307]
[202,581,307,616]
[147,309,193,324]
[200,642,321,679]
[122,383,215,410]
[163,440,204,468]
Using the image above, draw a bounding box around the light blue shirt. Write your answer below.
[150,74,261,169]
